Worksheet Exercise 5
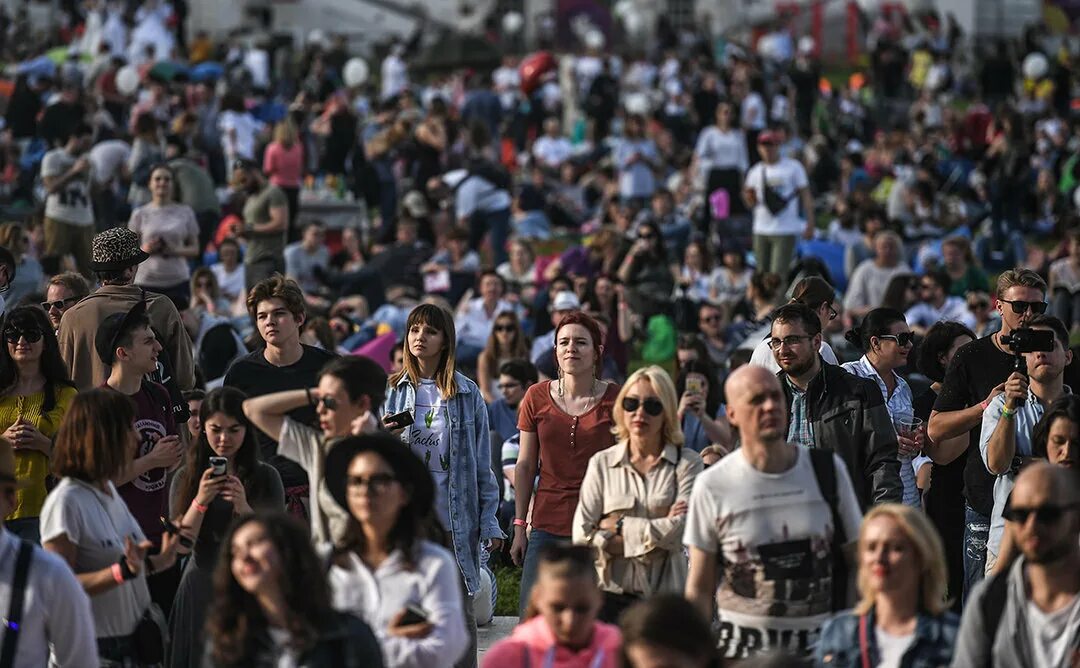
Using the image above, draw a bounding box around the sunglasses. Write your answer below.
[346,473,396,492]
[1001,502,1079,525]
[878,332,915,347]
[494,324,516,333]
[4,328,42,344]
[1000,299,1047,315]
[317,396,338,411]
[41,297,79,311]
[638,234,656,241]
[622,396,664,416]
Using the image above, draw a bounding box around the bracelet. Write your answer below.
[305,388,314,406]
[111,562,125,584]
[1000,405,1016,420]
[192,499,209,514]
[512,518,527,528]
[981,399,990,411]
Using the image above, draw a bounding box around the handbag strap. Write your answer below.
[857,614,871,668]
[0,540,35,668]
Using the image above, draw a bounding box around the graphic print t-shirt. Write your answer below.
[683,447,863,659]
[410,380,452,529]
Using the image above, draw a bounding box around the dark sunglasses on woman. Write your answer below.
[622,396,664,416]
[878,332,916,347]
[4,328,42,344]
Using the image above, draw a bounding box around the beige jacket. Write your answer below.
[57,284,195,392]
[572,442,703,597]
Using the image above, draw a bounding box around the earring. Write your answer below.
[557,365,564,397]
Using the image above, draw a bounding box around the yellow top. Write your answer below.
[0,386,77,519]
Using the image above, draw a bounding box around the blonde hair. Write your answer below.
[995,268,1047,301]
[611,366,685,447]
[274,120,298,148]
[388,304,458,399]
[854,504,949,616]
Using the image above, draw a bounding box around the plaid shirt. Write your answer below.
[784,375,815,449]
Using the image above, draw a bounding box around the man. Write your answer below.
[58,227,195,398]
[697,302,728,368]
[488,358,538,444]
[530,289,579,364]
[951,464,1080,667]
[930,269,1049,600]
[87,136,131,231]
[0,437,97,666]
[770,302,902,507]
[906,269,976,334]
[366,216,433,294]
[980,315,1072,573]
[222,274,336,519]
[446,138,513,266]
[41,122,95,280]
[456,271,517,364]
[742,130,814,276]
[532,117,573,171]
[284,220,330,296]
[684,365,863,659]
[42,271,90,332]
[233,159,288,292]
[633,188,692,259]
[843,230,912,322]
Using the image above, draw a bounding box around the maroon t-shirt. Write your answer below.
[103,381,177,546]
[518,380,619,535]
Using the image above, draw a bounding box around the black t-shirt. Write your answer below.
[915,388,967,510]
[223,344,337,488]
[933,335,1014,517]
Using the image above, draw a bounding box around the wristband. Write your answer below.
[305,388,314,406]
[512,518,527,528]
[192,500,209,514]
[1000,405,1015,420]
[111,562,125,584]
[980,399,990,411]
[116,557,136,581]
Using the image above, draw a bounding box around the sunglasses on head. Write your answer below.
[878,332,915,347]
[1001,299,1047,315]
[622,396,664,416]
[1001,502,1079,525]
[4,328,42,344]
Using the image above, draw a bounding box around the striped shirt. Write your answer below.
[784,375,816,450]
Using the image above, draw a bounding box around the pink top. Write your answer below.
[263,141,304,188]
[482,616,622,668]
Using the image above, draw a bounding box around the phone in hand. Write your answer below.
[161,516,193,549]
[399,603,429,626]
[209,456,228,477]
[685,375,705,396]
[384,410,415,430]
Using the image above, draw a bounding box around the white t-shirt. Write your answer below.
[411,380,452,529]
[1026,593,1080,668]
[41,148,94,226]
[683,447,863,659]
[745,158,809,236]
[218,111,264,161]
[40,478,151,638]
[211,262,246,300]
[875,627,915,668]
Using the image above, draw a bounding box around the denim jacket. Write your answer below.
[814,607,960,668]
[383,371,505,595]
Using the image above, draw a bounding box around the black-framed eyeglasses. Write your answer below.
[1000,299,1047,315]
[317,395,338,411]
[346,473,397,492]
[1001,502,1079,525]
[823,304,838,321]
[41,297,79,311]
[767,335,814,350]
[878,332,916,347]
[3,328,42,344]
[622,396,664,416]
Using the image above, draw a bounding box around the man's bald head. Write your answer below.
[1010,462,1080,564]
[725,365,787,447]
[1013,462,1080,507]
[725,365,781,407]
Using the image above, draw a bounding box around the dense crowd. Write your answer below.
[0,1,1077,667]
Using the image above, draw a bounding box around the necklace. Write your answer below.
[558,378,600,416]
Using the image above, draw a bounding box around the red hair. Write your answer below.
[554,311,604,378]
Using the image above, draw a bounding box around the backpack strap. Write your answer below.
[0,540,35,668]
[979,570,1010,651]
[808,448,847,611]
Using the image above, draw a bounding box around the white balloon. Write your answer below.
[502,11,523,35]
[343,58,369,87]
[1023,52,1049,80]
[116,65,140,95]
[613,0,633,19]
[585,29,605,50]
[308,29,327,48]
[798,36,815,55]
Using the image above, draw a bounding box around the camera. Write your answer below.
[1000,327,1055,374]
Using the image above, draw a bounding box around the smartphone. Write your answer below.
[209,456,228,477]
[384,410,415,429]
[399,603,429,626]
[685,375,705,396]
[160,516,193,549]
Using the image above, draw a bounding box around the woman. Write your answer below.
[724,271,783,350]
[586,274,632,377]
[511,311,619,615]
[168,387,285,668]
[748,275,840,371]
[842,308,923,507]
[0,223,44,305]
[941,235,989,297]
[128,114,164,206]
[324,433,469,667]
[676,361,729,454]
[263,120,304,243]
[572,366,703,622]
[616,222,675,320]
[677,241,713,303]
[965,290,997,337]
[814,504,959,667]
[709,244,753,317]
[484,543,621,668]
[210,238,246,303]
[620,595,717,668]
[204,512,384,667]
[218,92,265,164]
[129,164,201,311]
[41,389,188,666]
[382,303,504,667]
[243,355,387,545]
[0,306,77,541]
[497,239,538,304]
[915,320,976,612]
[478,310,529,403]
[693,100,749,222]
[185,266,234,331]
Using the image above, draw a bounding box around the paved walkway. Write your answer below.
[477,616,517,660]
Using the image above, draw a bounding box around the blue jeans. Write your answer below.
[518,529,569,618]
[963,505,990,604]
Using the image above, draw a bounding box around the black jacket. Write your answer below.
[204,611,385,668]
[778,361,902,508]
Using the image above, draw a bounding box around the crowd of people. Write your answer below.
[0,1,1078,667]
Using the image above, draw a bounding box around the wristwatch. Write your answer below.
[615,516,625,536]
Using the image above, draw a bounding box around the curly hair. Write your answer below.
[207,513,336,666]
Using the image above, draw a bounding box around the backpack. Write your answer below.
[978,570,1010,654]
[761,165,795,216]
[808,448,848,612]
